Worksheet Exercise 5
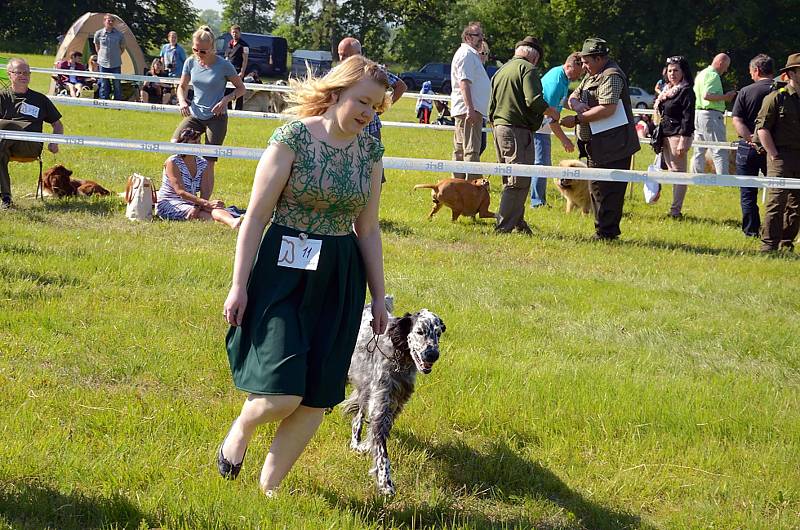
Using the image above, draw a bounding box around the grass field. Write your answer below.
[1,52,799,530]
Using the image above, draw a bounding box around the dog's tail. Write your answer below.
[413,183,438,191]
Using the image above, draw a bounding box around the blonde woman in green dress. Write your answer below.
[220,55,391,497]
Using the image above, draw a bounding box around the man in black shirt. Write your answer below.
[224,25,249,110]
[732,54,774,237]
[0,58,64,209]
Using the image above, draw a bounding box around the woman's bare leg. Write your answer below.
[211,207,242,229]
[259,405,325,493]
[221,394,302,465]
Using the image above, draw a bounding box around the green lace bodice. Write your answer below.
[269,120,385,235]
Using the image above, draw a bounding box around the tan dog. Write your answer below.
[42,165,111,197]
[555,160,591,214]
[413,178,495,222]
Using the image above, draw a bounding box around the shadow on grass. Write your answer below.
[0,263,81,287]
[539,228,779,259]
[317,432,648,530]
[8,198,122,219]
[39,198,123,216]
[0,478,149,530]
[380,219,415,237]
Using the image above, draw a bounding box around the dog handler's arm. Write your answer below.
[48,120,63,154]
[212,75,247,116]
[223,143,294,327]
[353,161,388,335]
[550,121,574,152]
[177,73,191,117]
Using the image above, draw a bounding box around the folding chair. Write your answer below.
[9,155,44,200]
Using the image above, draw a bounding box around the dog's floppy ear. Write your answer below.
[388,313,415,353]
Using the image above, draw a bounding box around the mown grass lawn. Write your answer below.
[1,52,799,530]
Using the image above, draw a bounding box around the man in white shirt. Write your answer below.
[450,21,491,181]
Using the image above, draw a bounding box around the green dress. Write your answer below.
[226,120,384,408]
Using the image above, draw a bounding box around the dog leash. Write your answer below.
[366,333,401,371]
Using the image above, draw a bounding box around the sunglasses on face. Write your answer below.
[192,47,209,55]
[467,33,483,39]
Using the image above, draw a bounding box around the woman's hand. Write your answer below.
[211,100,228,116]
[223,286,247,327]
[370,297,388,335]
[179,102,191,117]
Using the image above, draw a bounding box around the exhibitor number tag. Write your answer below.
[277,234,322,271]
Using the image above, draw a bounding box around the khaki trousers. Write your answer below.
[452,114,484,181]
[493,124,534,232]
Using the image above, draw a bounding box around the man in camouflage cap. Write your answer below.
[560,37,640,240]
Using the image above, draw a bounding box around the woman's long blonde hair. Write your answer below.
[285,55,392,118]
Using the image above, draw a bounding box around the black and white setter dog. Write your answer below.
[343,296,446,496]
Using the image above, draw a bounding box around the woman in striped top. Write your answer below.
[156,127,242,228]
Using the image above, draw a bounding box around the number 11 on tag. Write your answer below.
[277,235,322,271]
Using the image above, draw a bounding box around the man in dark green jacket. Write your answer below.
[489,36,558,234]
[561,38,640,240]
[756,52,800,252]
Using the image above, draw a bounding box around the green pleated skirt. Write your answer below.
[226,223,367,408]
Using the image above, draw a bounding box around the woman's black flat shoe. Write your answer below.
[217,444,247,480]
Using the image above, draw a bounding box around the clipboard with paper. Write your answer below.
[589,103,629,134]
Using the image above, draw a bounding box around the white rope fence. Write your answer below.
[45,95,739,150]
[1,130,791,189]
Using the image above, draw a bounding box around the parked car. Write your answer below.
[400,63,451,93]
[629,86,655,108]
[215,32,288,77]
[290,50,333,78]
[400,62,500,94]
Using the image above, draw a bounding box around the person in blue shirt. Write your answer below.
[160,31,187,79]
[531,52,583,207]
[174,26,245,185]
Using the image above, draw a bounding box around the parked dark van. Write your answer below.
[216,32,288,78]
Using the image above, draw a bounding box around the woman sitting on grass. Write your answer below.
[156,127,242,228]
[219,55,390,497]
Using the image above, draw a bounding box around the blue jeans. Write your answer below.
[735,141,767,237]
[530,133,551,206]
[98,65,122,100]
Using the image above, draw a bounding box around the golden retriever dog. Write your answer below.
[42,165,111,197]
[413,178,495,222]
[555,160,591,214]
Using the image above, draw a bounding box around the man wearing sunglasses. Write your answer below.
[450,21,491,181]
[0,58,64,209]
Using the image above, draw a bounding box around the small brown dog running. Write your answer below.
[42,165,111,197]
[555,160,591,214]
[413,178,495,222]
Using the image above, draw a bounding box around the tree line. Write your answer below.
[2,0,797,90]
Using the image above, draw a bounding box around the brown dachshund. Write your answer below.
[43,165,111,197]
[413,178,495,222]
